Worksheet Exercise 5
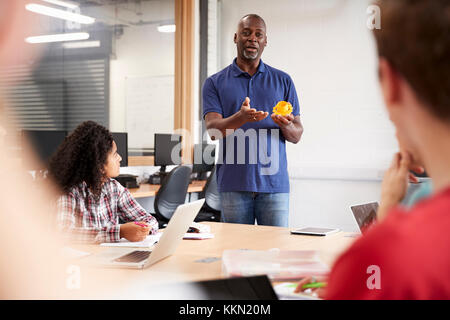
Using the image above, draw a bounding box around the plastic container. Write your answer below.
[222,249,330,280]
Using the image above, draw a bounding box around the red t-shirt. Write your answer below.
[326,187,450,300]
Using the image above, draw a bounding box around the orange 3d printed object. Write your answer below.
[273,101,293,116]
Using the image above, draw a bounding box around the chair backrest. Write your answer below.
[154,165,192,221]
[200,165,221,212]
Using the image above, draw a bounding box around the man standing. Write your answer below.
[202,14,303,226]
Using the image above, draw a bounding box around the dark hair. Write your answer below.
[373,0,450,120]
[48,121,113,197]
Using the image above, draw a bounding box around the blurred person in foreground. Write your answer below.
[297,0,450,299]
[0,0,71,299]
[0,1,137,299]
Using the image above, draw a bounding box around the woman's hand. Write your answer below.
[119,222,150,242]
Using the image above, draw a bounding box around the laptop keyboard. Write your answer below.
[114,250,151,263]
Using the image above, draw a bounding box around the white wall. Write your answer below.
[290,179,381,232]
[217,0,398,231]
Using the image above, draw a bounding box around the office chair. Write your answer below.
[195,165,221,222]
[153,165,192,228]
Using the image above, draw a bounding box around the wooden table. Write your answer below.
[69,222,357,299]
[129,180,206,198]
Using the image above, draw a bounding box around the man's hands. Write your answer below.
[239,97,294,127]
[239,97,268,122]
[377,151,425,221]
[204,97,269,141]
[119,222,150,242]
[204,97,302,143]
[271,113,295,128]
[237,97,302,143]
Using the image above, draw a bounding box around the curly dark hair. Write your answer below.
[48,121,114,198]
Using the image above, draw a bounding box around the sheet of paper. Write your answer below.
[189,222,211,233]
[100,233,162,248]
[273,282,320,300]
[100,231,213,247]
[183,233,214,240]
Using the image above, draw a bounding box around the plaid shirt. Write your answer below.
[57,179,158,244]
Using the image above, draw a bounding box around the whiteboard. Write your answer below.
[125,75,174,149]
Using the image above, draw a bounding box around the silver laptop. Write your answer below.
[90,199,205,269]
[350,202,378,233]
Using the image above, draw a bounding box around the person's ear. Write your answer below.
[378,58,402,113]
[234,33,237,44]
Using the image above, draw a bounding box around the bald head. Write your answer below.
[237,14,267,32]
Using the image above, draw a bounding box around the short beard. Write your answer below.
[242,49,258,60]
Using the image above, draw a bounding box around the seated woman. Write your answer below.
[48,121,158,243]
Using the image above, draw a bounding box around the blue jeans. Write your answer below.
[220,192,289,227]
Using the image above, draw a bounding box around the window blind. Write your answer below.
[0,56,109,132]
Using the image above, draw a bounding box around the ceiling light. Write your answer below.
[41,0,79,9]
[157,24,176,33]
[25,3,95,24]
[25,32,90,44]
[62,40,100,49]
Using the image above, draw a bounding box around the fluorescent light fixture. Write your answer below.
[25,3,95,24]
[157,24,176,33]
[42,0,78,9]
[62,40,100,49]
[25,32,90,44]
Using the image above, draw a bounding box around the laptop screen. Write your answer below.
[351,202,379,232]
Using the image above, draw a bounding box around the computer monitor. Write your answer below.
[154,133,182,173]
[22,130,67,170]
[192,143,215,180]
[111,132,128,167]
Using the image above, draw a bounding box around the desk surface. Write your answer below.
[129,180,206,198]
[71,222,356,299]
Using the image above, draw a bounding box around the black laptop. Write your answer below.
[152,275,278,300]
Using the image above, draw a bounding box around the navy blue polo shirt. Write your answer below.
[202,59,300,193]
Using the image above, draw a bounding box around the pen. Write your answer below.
[302,282,327,289]
[134,221,148,227]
